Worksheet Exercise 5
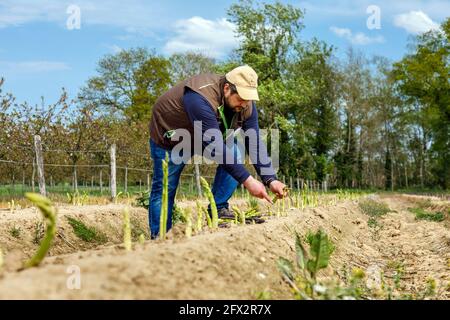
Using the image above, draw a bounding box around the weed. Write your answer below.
[66,216,107,244]
[33,221,45,245]
[359,199,392,217]
[408,207,445,222]
[9,225,21,239]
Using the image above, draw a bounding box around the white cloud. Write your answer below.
[163,16,240,59]
[393,11,441,34]
[330,26,384,45]
[0,60,70,73]
[0,0,167,34]
[299,0,450,21]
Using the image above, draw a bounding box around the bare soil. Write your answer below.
[0,194,448,300]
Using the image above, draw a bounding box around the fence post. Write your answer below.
[110,144,117,200]
[290,176,293,190]
[73,166,78,193]
[124,166,128,193]
[297,176,300,190]
[31,157,36,192]
[34,135,46,196]
[100,169,103,194]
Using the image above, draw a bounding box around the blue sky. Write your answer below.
[0,0,448,106]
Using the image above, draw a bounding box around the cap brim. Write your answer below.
[236,86,259,101]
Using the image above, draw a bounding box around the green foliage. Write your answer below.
[247,198,260,212]
[9,225,21,239]
[180,207,193,238]
[392,18,450,189]
[32,221,45,245]
[408,207,446,222]
[80,47,171,122]
[305,230,335,279]
[359,199,392,217]
[277,230,366,300]
[130,216,149,241]
[135,190,150,209]
[66,217,107,244]
[66,191,89,206]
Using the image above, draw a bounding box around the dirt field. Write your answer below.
[0,194,448,300]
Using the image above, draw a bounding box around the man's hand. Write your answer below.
[243,176,272,203]
[269,180,287,199]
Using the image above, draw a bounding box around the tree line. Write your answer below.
[0,0,448,191]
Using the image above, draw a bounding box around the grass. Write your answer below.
[408,207,446,222]
[358,199,392,217]
[130,216,149,241]
[66,216,107,244]
[9,226,21,239]
[32,221,45,245]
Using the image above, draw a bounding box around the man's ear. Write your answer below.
[223,83,230,95]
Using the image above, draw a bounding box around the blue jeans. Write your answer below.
[149,139,241,238]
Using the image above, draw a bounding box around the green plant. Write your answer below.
[200,177,218,229]
[130,217,148,241]
[66,191,89,206]
[359,199,392,217]
[32,221,45,245]
[172,204,184,225]
[367,217,383,241]
[23,193,57,269]
[180,207,193,238]
[66,216,107,244]
[159,153,169,240]
[255,290,271,300]
[195,201,203,233]
[232,206,246,225]
[247,198,260,212]
[9,225,21,239]
[123,207,132,251]
[277,230,370,300]
[135,190,150,209]
[408,207,445,222]
[138,234,145,245]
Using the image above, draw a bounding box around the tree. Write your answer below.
[392,18,450,189]
[80,48,171,122]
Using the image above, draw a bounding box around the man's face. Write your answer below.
[224,83,251,113]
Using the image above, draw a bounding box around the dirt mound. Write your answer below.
[0,195,448,300]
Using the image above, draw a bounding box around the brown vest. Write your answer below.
[149,73,253,149]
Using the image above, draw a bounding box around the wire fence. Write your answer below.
[0,135,330,199]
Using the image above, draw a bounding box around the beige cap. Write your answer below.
[225,65,259,101]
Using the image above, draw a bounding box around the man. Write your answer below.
[148,65,286,238]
